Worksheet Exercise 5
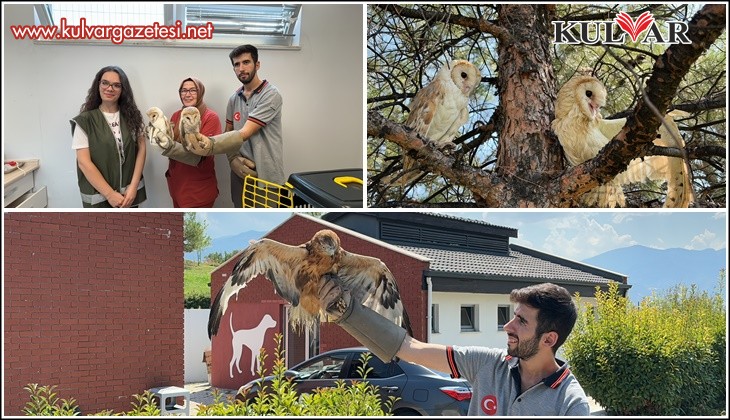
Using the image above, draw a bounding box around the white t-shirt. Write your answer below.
[72,111,125,163]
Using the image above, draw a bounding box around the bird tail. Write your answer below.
[658,111,693,208]
[664,154,693,208]
[381,154,421,186]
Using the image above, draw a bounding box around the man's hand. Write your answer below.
[186,132,213,156]
[230,156,257,179]
[318,274,350,321]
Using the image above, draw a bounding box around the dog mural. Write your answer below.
[229,313,278,378]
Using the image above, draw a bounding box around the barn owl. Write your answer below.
[145,107,174,149]
[552,75,692,208]
[208,229,412,337]
[179,106,211,153]
[385,59,481,186]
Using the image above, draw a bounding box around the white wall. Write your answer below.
[432,292,596,361]
[431,292,511,349]
[2,4,364,208]
[185,308,210,383]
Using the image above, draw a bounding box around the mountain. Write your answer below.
[185,230,266,261]
[582,245,726,303]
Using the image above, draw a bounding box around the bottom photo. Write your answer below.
[3,211,727,416]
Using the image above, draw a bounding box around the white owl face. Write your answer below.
[575,78,607,121]
[556,76,608,122]
[449,60,480,96]
[180,106,201,133]
[146,107,162,123]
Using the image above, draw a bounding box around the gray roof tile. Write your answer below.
[400,245,620,284]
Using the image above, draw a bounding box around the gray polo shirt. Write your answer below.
[226,80,285,184]
[447,346,590,416]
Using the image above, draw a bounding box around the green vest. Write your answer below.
[70,109,147,208]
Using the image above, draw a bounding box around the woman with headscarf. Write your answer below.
[166,77,222,207]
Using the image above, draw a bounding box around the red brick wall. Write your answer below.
[3,212,184,416]
[210,214,429,383]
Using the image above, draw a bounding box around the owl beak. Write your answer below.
[589,102,600,118]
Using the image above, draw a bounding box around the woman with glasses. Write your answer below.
[165,77,221,207]
[70,66,147,208]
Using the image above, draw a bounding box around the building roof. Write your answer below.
[400,243,627,285]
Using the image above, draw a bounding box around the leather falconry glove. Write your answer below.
[318,274,407,363]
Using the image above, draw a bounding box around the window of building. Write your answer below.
[35,3,301,48]
[460,305,478,332]
[431,304,440,334]
[497,304,511,331]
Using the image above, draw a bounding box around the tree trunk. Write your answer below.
[495,5,564,205]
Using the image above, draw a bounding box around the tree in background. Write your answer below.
[367,4,726,207]
[184,212,212,265]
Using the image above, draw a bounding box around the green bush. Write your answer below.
[22,384,79,416]
[564,278,726,416]
[195,333,396,416]
[22,385,160,416]
[184,294,211,309]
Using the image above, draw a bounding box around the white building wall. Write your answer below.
[430,291,598,362]
[184,309,211,383]
[430,292,512,349]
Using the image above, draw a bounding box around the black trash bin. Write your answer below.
[287,168,363,208]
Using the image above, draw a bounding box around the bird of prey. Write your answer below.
[552,74,692,207]
[179,106,211,153]
[385,59,481,186]
[145,107,174,149]
[208,229,413,338]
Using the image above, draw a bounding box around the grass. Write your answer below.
[184,260,217,298]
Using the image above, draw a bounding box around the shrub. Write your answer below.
[564,278,726,416]
[22,384,79,416]
[184,294,211,309]
[195,333,396,416]
[22,385,160,416]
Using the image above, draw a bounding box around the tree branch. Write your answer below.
[375,4,513,44]
[367,110,501,206]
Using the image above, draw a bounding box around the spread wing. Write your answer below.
[336,250,413,336]
[208,238,306,338]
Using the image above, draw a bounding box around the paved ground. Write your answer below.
[183,382,607,416]
[184,382,238,415]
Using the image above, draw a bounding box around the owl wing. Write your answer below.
[405,79,444,137]
[598,117,627,140]
[335,250,413,335]
[145,107,173,149]
[208,238,307,338]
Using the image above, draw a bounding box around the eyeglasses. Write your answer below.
[100,80,122,91]
[179,88,198,95]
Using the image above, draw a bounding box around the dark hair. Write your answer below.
[510,283,577,352]
[229,44,259,65]
[80,66,144,139]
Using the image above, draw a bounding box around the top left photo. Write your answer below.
[3,3,365,209]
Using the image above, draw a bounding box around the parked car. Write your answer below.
[238,347,471,416]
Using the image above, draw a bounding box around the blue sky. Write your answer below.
[195,211,726,262]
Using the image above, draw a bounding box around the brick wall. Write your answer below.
[3,212,184,415]
[210,214,429,385]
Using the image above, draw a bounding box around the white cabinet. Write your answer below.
[4,159,48,208]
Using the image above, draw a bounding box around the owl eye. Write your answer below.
[461,72,468,79]
[585,90,593,98]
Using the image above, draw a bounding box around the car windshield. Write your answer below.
[292,353,347,380]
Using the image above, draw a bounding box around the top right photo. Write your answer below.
[366,4,726,208]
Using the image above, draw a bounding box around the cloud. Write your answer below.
[686,229,725,250]
[539,214,637,260]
